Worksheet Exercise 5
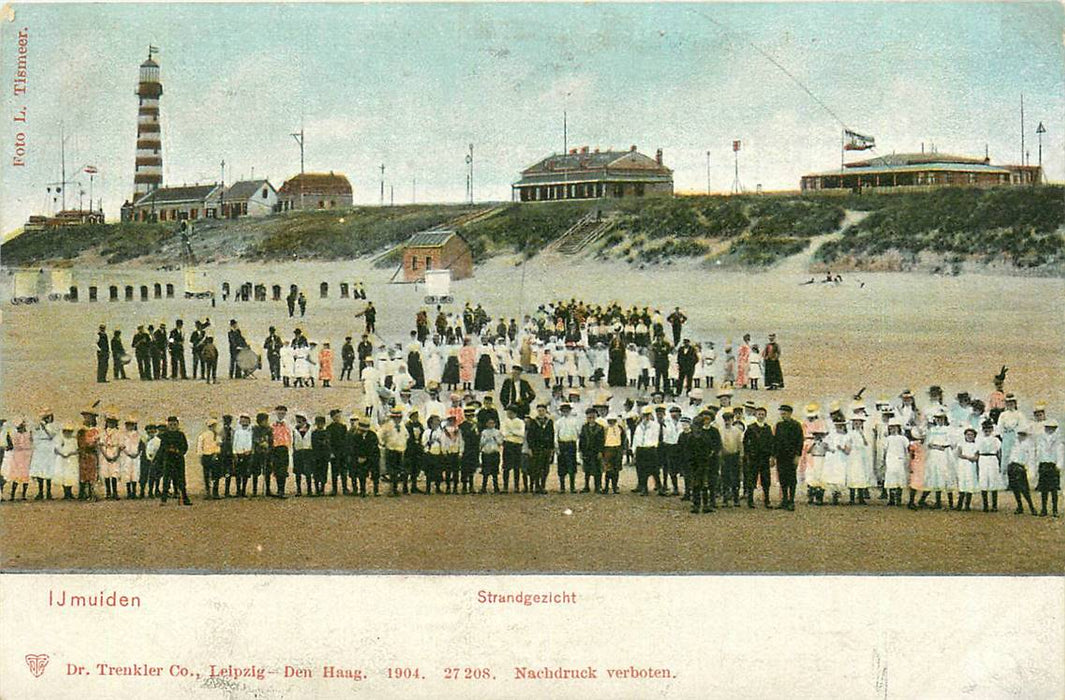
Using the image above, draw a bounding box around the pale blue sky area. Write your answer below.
[1,2,1062,234]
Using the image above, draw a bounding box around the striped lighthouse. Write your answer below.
[133,46,163,201]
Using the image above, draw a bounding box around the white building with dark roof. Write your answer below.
[222,179,278,218]
[513,145,673,202]
[801,152,1043,192]
[130,184,222,222]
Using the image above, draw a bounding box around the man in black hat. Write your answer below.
[773,404,804,510]
[688,412,722,513]
[110,329,127,380]
[189,320,205,379]
[676,339,698,395]
[264,326,283,381]
[340,336,356,381]
[743,406,775,508]
[578,407,605,493]
[169,319,188,379]
[666,306,687,347]
[151,323,168,379]
[227,320,248,379]
[132,325,152,380]
[356,334,374,378]
[159,416,192,506]
[327,409,351,495]
[96,325,110,383]
[500,365,536,419]
[526,403,555,494]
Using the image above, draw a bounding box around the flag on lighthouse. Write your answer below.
[84,165,98,174]
[843,129,875,151]
[732,140,741,152]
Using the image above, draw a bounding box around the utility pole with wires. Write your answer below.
[731,140,742,194]
[379,164,385,205]
[291,124,305,209]
[412,176,416,204]
[465,144,474,204]
[1036,121,1046,175]
[706,150,711,194]
[219,159,226,218]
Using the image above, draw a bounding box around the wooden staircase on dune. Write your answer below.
[544,212,616,255]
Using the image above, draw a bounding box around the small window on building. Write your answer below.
[340,283,349,298]
[411,258,419,271]
[165,283,174,298]
[262,188,269,199]
[140,285,149,301]
[425,256,433,270]
[109,285,119,301]
[124,285,134,301]
[154,283,162,298]
[88,286,98,302]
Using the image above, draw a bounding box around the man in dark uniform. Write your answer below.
[169,319,188,379]
[459,405,480,494]
[743,406,775,508]
[227,320,247,379]
[578,407,605,493]
[150,324,166,379]
[364,301,377,334]
[263,326,283,381]
[688,411,722,513]
[349,416,380,497]
[666,307,687,347]
[96,325,110,383]
[110,329,127,380]
[676,339,698,395]
[132,325,152,380]
[326,409,351,495]
[526,403,555,494]
[286,288,297,317]
[477,395,500,431]
[340,336,356,381]
[405,408,425,493]
[650,336,672,394]
[772,404,804,510]
[356,334,374,378]
[159,416,192,506]
[499,365,536,419]
[189,320,205,379]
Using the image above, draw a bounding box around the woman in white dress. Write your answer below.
[562,345,578,388]
[120,417,143,499]
[955,426,979,511]
[53,423,80,499]
[424,343,443,387]
[975,420,1003,512]
[920,410,951,508]
[805,427,828,505]
[279,341,294,387]
[822,419,850,505]
[747,344,763,391]
[846,415,872,504]
[576,345,592,389]
[882,419,910,506]
[291,344,311,387]
[29,410,58,500]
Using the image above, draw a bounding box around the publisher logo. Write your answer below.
[25,654,49,678]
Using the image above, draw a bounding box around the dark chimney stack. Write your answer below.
[655,148,663,165]
[630,144,637,153]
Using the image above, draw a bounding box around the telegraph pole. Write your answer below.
[1020,94,1025,166]
[220,159,225,217]
[412,176,416,204]
[731,140,742,194]
[291,124,305,209]
[706,150,711,194]
[379,164,385,206]
[466,144,474,204]
[1036,121,1046,171]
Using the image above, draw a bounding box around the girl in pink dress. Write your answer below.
[3,418,32,500]
[736,335,751,388]
[318,343,334,387]
[458,339,476,391]
[540,348,553,389]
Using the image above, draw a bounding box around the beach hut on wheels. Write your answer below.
[401,230,473,282]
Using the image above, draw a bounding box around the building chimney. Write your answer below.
[569,148,578,155]
[655,148,663,165]
[580,145,589,154]
[630,144,637,152]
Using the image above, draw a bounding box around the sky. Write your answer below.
[1,2,1063,235]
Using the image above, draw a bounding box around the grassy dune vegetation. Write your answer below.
[2,186,1062,273]
[815,186,1065,270]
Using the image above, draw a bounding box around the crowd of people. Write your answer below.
[12,345,1065,516]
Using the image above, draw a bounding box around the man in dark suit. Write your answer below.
[499,365,536,419]
[159,416,192,506]
[773,404,805,511]
[742,406,775,508]
[152,323,168,379]
[96,325,110,383]
[526,403,554,494]
[227,319,247,379]
[263,326,283,381]
[169,319,187,379]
